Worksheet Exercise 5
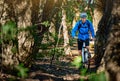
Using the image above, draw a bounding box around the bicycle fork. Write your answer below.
[82,42,87,63]
[82,42,91,63]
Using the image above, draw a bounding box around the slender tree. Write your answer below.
[62,0,71,55]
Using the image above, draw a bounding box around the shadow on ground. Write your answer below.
[28,58,81,81]
[27,56,97,81]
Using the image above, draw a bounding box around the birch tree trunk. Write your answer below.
[93,9,102,32]
[93,0,105,32]
[62,0,71,55]
[72,6,80,28]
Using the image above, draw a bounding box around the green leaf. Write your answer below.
[15,63,29,78]
[71,56,82,68]
[2,21,17,40]
[89,72,107,81]
[11,46,17,54]
[41,21,50,27]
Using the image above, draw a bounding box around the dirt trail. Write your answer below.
[24,40,96,81]
[0,40,96,81]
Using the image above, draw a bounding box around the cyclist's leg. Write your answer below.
[85,39,91,70]
[77,39,83,56]
[77,39,85,69]
[85,39,91,60]
[85,39,90,52]
[78,50,82,56]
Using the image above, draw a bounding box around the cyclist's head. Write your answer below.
[80,12,87,18]
[80,12,87,23]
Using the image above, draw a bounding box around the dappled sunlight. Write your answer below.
[0,0,120,81]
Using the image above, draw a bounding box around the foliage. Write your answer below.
[89,72,107,81]
[71,56,107,81]
[15,63,29,78]
[49,47,65,60]
[1,21,17,42]
[71,56,87,79]
[1,21,35,75]
[87,11,93,22]
[71,56,82,68]
[1,21,18,55]
[35,31,65,63]
[41,21,50,27]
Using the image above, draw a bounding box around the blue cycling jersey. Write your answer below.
[71,20,95,40]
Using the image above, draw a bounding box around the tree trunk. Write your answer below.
[103,0,120,81]
[93,9,102,32]
[94,0,107,69]
[1,0,34,69]
[95,0,120,80]
[62,0,71,55]
[72,6,80,28]
[31,0,63,61]
[1,0,63,70]
[93,0,105,32]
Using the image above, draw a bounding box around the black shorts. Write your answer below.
[77,39,89,50]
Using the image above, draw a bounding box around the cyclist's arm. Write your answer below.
[71,21,79,38]
[89,21,95,39]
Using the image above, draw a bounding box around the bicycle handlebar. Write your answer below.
[73,36,95,41]
[74,36,78,39]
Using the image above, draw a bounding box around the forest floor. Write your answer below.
[0,41,97,81]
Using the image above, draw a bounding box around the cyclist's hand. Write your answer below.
[74,36,78,39]
[92,38,96,41]
[90,38,95,41]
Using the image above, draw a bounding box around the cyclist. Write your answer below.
[71,12,95,60]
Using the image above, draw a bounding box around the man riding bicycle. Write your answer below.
[71,12,95,60]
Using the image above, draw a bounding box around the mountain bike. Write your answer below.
[74,37,91,71]
[81,41,91,71]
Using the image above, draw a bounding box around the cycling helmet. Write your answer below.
[80,12,87,18]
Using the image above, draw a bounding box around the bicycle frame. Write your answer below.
[81,42,89,64]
